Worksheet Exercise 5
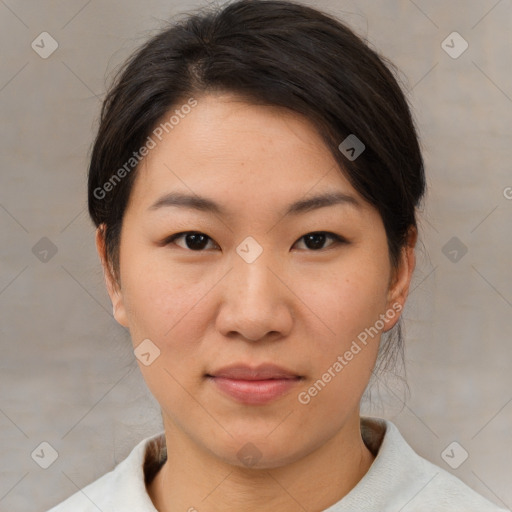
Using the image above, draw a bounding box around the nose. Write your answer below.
[215,250,293,342]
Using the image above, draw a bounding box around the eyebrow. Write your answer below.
[148,190,362,217]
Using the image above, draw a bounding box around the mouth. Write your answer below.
[206,363,304,405]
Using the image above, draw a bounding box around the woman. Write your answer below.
[47,0,508,510]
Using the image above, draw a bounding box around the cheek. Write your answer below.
[120,251,213,350]
[293,252,390,398]
[301,257,390,343]
[293,268,387,422]
[120,259,216,409]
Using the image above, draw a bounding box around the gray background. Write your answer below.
[1,0,511,510]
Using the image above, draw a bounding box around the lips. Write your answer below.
[207,363,302,380]
[206,363,304,405]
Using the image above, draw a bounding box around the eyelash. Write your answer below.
[163,231,349,252]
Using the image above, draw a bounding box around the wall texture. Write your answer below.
[0,1,511,510]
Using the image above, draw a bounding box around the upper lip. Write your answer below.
[207,363,302,380]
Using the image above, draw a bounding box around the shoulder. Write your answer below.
[329,417,509,512]
[45,431,165,512]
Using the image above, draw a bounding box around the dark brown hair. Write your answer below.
[88,0,426,373]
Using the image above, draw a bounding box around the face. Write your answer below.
[97,92,415,469]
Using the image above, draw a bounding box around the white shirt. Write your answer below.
[46,417,509,511]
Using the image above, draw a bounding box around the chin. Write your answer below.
[204,430,316,471]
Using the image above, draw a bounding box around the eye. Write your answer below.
[165,231,219,251]
[164,231,347,252]
[293,231,347,251]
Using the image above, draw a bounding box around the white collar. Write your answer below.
[48,417,508,511]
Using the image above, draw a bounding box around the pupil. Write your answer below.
[305,233,325,250]
[187,233,208,250]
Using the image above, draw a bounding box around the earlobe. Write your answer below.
[95,225,129,328]
[383,227,418,332]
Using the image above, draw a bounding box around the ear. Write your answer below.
[382,226,418,333]
[95,225,129,327]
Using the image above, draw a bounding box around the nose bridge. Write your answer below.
[231,242,279,307]
[216,239,292,340]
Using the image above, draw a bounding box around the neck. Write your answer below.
[147,415,375,512]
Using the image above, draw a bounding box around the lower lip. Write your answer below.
[208,376,302,405]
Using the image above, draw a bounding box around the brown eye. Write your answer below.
[166,232,218,251]
[294,232,346,251]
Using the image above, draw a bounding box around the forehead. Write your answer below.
[130,93,366,215]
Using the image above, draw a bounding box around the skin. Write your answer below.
[96,92,417,512]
